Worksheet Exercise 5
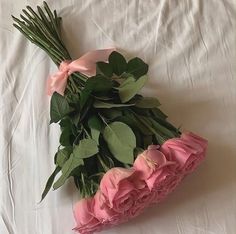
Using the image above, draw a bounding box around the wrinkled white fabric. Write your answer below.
[0,0,236,234]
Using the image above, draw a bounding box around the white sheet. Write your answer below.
[1,0,236,233]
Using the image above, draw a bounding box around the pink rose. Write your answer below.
[126,183,156,218]
[149,169,184,203]
[133,145,176,189]
[99,167,141,214]
[97,168,156,224]
[133,145,183,202]
[93,190,121,226]
[160,132,208,174]
[181,132,208,153]
[73,198,103,234]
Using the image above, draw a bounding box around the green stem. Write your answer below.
[132,111,166,144]
[98,155,110,172]
[22,8,67,60]
[69,76,81,92]
[73,72,87,83]
[65,85,73,94]
[43,1,62,43]
[13,3,88,91]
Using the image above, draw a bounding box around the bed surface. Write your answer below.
[1,1,236,233]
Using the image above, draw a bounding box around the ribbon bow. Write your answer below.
[47,48,115,96]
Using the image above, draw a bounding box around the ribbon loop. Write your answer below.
[47,48,115,96]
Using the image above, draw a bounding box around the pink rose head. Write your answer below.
[73,198,103,234]
[125,184,157,218]
[93,189,139,227]
[93,190,121,226]
[133,145,176,181]
[149,169,184,203]
[181,132,208,153]
[99,167,140,214]
[160,132,208,175]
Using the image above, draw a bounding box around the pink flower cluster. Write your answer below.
[73,132,207,234]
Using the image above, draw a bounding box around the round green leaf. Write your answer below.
[127,57,148,78]
[85,75,113,92]
[74,139,99,159]
[50,92,71,123]
[117,75,148,103]
[103,122,136,164]
[59,128,73,146]
[108,51,127,75]
[96,61,113,77]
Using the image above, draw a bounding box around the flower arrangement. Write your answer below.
[12,2,208,234]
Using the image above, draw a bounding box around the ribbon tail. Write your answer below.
[68,48,116,77]
[47,71,68,96]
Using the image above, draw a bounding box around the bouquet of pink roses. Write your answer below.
[13,2,207,234]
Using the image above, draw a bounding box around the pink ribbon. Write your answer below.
[47,48,116,96]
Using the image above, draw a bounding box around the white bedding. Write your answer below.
[1,0,236,234]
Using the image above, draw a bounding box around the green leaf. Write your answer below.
[127,57,148,78]
[50,92,71,123]
[80,98,93,123]
[71,113,80,126]
[117,75,148,103]
[66,93,80,105]
[79,89,91,110]
[74,139,99,159]
[88,116,103,131]
[80,75,113,109]
[88,116,103,144]
[53,153,84,189]
[90,128,100,144]
[103,122,136,164]
[41,166,60,201]
[93,100,135,108]
[135,97,161,108]
[56,148,72,167]
[53,139,98,190]
[60,118,77,138]
[59,118,72,130]
[108,51,127,75]
[59,128,73,146]
[96,61,113,77]
[85,75,113,92]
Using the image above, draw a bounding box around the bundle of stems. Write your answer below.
[12,1,86,94]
